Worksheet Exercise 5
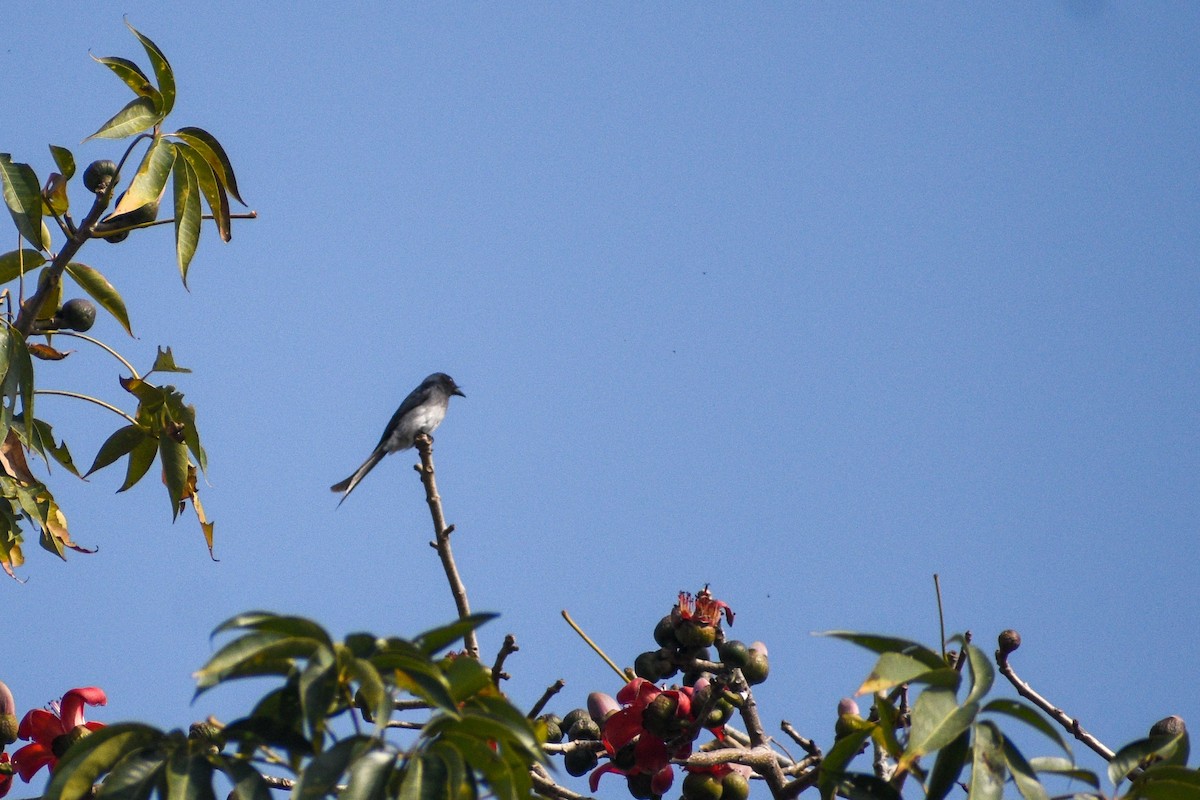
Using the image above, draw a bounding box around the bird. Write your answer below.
[331,372,465,505]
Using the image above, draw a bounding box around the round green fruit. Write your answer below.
[654,614,680,648]
[677,620,717,648]
[682,771,723,800]
[82,160,118,193]
[567,717,601,741]
[718,640,750,669]
[563,746,598,777]
[57,298,97,332]
[537,714,563,744]
[722,771,750,800]
[741,650,769,686]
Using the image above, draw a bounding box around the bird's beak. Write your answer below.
[453,387,466,398]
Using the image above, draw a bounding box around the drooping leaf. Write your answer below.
[172,157,201,285]
[924,728,970,800]
[118,435,159,492]
[442,654,492,705]
[194,631,323,692]
[899,687,978,768]
[818,631,948,670]
[0,154,48,250]
[342,748,397,800]
[42,172,70,215]
[1002,737,1051,800]
[347,657,391,733]
[213,756,272,800]
[86,96,161,141]
[50,145,76,180]
[65,261,134,336]
[1026,756,1099,789]
[28,343,71,361]
[1109,732,1190,787]
[414,613,498,656]
[159,423,189,519]
[292,737,375,800]
[43,723,165,800]
[26,417,81,476]
[0,428,37,483]
[91,55,161,104]
[211,612,335,648]
[818,727,874,800]
[87,425,152,476]
[982,698,1072,756]
[1129,764,1200,800]
[963,644,994,706]
[172,127,244,204]
[165,747,216,800]
[126,22,175,117]
[373,652,459,714]
[0,321,36,439]
[832,773,903,800]
[968,721,1006,800]
[0,249,47,285]
[173,142,230,241]
[298,646,338,738]
[856,652,959,696]
[96,748,167,800]
[871,692,904,759]
[115,136,175,214]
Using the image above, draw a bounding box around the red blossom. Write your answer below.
[11,687,106,782]
[0,753,12,798]
[676,587,734,626]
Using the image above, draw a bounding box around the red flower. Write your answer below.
[12,687,107,782]
[590,679,703,796]
[0,753,13,798]
[676,587,734,626]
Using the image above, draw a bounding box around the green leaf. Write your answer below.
[96,749,167,800]
[172,157,201,285]
[1026,756,1099,789]
[87,425,151,476]
[50,145,76,180]
[86,96,161,141]
[924,728,970,800]
[857,652,960,695]
[1110,732,1190,787]
[414,613,498,656]
[118,434,159,492]
[293,737,374,800]
[194,631,322,691]
[900,687,978,768]
[65,262,133,336]
[1130,765,1200,800]
[818,727,874,800]
[0,321,36,438]
[832,773,903,800]
[149,345,191,374]
[27,417,80,476]
[171,127,244,204]
[126,22,175,117]
[397,753,425,800]
[298,646,337,738]
[214,756,272,800]
[963,644,994,706]
[1003,737,1050,800]
[212,612,334,648]
[44,723,164,800]
[165,748,216,800]
[818,631,948,670]
[968,721,1006,800]
[116,136,175,214]
[91,55,161,105]
[0,154,47,250]
[982,698,1072,756]
[870,692,904,759]
[442,655,492,704]
[347,657,391,733]
[173,142,230,242]
[158,426,188,518]
[0,249,47,286]
[371,652,458,714]
[342,748,397,800]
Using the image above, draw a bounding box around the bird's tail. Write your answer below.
[331,447,386,506]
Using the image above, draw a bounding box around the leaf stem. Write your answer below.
[49,331,140,379]
[36,389,137,426]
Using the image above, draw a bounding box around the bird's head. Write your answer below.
[429,372,465,398]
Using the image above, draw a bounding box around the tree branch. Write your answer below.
[413,432,478,658]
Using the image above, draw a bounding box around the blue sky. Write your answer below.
[3,3,1198,796]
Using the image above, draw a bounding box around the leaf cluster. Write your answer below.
[818,632,1195,800]
[44,613,545,800]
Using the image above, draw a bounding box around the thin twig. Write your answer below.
[995,644,1115,760]
[50,331,140,378]
[36,389,138,425]
[934,573,946,661]
[528,679,565,719]
[492,633,518,685]
[561,609,629,682]
[413,433,478,658]
[780,721,820,756]
[531,763,594,800]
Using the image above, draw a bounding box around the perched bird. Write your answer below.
[331,372,465,505]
